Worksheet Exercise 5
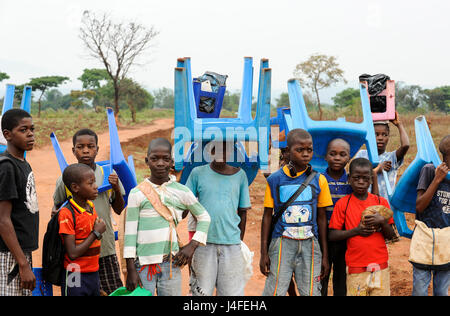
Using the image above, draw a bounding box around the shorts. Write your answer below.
[346,266,390,296]
[0,251,33,296]
[99,254,123,295]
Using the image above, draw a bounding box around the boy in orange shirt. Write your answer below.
[59,163,106,296]
[329,158,395,296]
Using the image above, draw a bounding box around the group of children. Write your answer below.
[0,108,448,296]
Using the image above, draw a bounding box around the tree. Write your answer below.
[276,92,290,108]
[0,72,9,83]
[153,87,174,109]
[119,78,154,122]
[332,87,360,109]
[293,54,347,120]
[70,89,96,108]
[423,86,450,113]
[28,76,69,117]
[395,82,427,112]
[79,11,159,119]
[78,68,109,90]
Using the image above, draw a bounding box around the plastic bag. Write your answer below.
[197,72,228,113]
[241,241,254,284]
[359,73,391,96]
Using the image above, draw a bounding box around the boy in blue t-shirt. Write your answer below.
[320,138,353,296]
[355,111,409,200]
[186,141,251,296]
[260,129,333,296]
[413,135,450,296]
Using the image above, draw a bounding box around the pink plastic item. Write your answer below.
[370,80,396,121]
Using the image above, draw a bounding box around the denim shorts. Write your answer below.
[190,243,244,296]
[262,237,322,296]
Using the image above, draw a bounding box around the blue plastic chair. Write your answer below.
[173,57,271,185]
[32,268,53,296]
[107,107,137,204]
[50,132,113,194]
[383,116,450,238]
[50,108,137,204]
[270,80,380,173]
[1,84,33,154]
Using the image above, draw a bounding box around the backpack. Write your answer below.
[42,201,75,286]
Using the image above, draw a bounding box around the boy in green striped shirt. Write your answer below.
[124,138,210,296]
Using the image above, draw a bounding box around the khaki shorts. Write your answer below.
[346,267,390,296]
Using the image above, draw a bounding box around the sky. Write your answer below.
[1,0,449,103]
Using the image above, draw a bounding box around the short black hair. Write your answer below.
[286,129,312,147]
[326,138,350,154]
[147,138,172,156]
[72,129,98,146]
[349,157,373,174]
[439,135,450,158]
[1,109,32,132]
[62,163,93,190]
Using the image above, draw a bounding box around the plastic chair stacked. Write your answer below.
[1,84,32,153]
[50,108,137,204]
[270,80,380,173]
[174,57,272,185]
[383,116,450,238]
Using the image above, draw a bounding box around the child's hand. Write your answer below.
[390,111,401,127]
[435,163,449,183]
[108,174,121,192]
[363,213,385,230]
[94,218,106,234]
[259,253,271,277]
[375,161,392,174]
[355,222,376,237]
[173,240,199,267]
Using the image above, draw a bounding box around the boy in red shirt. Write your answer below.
[59,163,106,296]
[329,158,395,296]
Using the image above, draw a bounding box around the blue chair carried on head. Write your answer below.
[174,57,272,185]
[1,84,32,154]
[270,80,380,173]
[51,108,137,205]
[383,116,450,238]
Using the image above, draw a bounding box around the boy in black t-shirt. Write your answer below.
[413,135,450,296]
[0,109,39,296]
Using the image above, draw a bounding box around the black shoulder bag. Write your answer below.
[267,166,318,246]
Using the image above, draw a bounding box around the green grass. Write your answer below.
[32,107,173,148]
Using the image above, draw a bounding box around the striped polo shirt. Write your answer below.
[59,199,101,273]
[322,169,353,222]
[124,176,210,265]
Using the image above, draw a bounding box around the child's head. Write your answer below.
[286,129,313,170]
[1,109,34,152]
[145,138,172,181]
[349,158,373,196]
[72,129,99,166]
[210,141,233,166]
[325,138,350,173]
[63,163,98,201]
[374,121,390,154]
[438,135,450,165]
